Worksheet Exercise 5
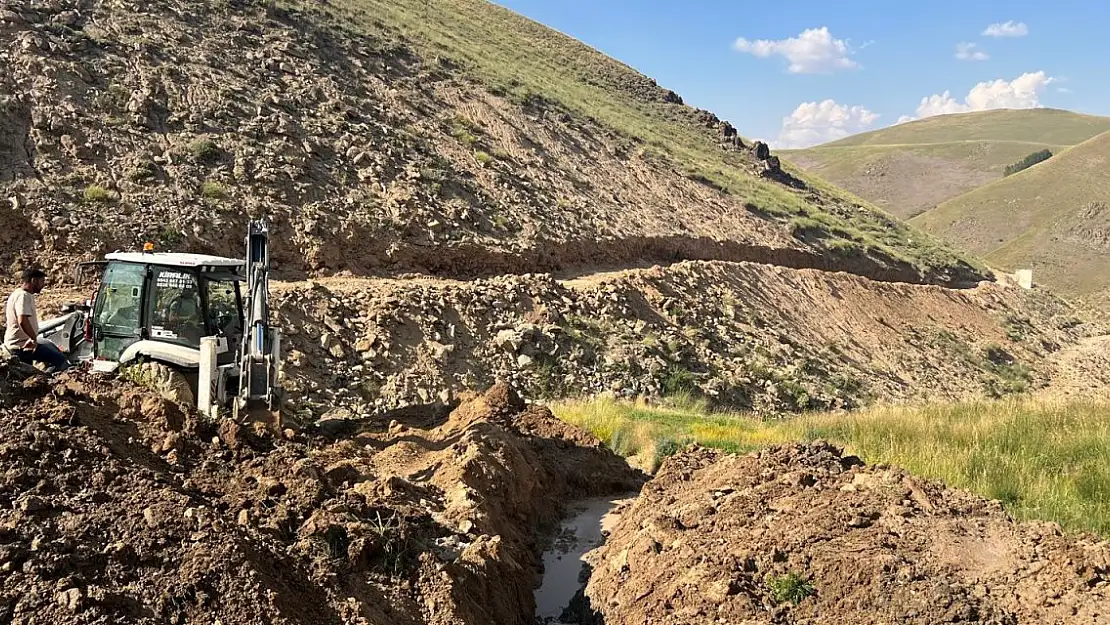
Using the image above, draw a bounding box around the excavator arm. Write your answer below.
[235,220,284,421]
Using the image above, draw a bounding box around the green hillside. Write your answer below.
[783,109,1110,219]
[912,130,1110,305]
[823,109,1110,147]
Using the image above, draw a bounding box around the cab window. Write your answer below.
[204,277,241,338]
[149,268,203,346]
[93,262,145,337]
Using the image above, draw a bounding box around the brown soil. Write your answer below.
[0,360,643,624]
[584,443,1110,624]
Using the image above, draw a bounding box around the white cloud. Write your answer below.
[982,21,1028,37]
[904,71,1054,121]
[896,115,916,125]
[1058,87,1073,94]
[734,27,860,74]
[955,42,989,61]
[774,99,880,148]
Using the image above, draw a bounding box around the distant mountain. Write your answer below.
[783,109,1110,219]
[913,130,1110,306]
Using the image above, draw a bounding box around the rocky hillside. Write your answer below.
[269,264,1108,419]
[0,0,981,285]
[6,0,1110,418]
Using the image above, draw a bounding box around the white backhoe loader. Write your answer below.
[36,220,285,425]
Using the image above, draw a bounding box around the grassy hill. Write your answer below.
[912,130,1110,305]
[783,109,1110,219]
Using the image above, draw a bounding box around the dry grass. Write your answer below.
[553,396,1110,535]
[782,109,1110,220]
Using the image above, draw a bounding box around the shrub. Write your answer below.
[451,117,480,146]
[766,572,816,605]
[126,161,158,182]
[474,150,493,166]
[200,181,227,199]
[662,366,697,397]
[83,184,115,203]
[188,138,221,164]
[1003,149,1052,176]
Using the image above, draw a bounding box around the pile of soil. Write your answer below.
[0,359,642,624]
[584,443,1110,624]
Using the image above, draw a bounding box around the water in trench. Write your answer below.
[534,494,636,624]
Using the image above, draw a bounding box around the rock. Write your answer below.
[137,362,195,407]
[321,333,346,359]
[750,141,771,161]
[428,341,454,362]
[19,495,47,513]
[494,329,521,353]
[56,588,83,612]
[143,507,159,528]
[53,10,78,26]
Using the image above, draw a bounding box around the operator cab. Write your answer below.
[90,252,245,367]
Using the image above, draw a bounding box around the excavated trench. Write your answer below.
[533,495,635,624]
[0,364,647,625]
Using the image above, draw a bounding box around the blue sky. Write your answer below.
[491,0,1109,148]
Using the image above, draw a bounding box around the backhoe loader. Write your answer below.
[36,220,284,422]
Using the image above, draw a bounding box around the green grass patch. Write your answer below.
[766,572,816,606]
[200,181,228,199]
[83,184,116,203]
[552,396,1110,535]
[188,138,221,164]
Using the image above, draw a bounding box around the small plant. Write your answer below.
[188,138,221,164]
[368,510,413,577]
[200,181,227,200]
[662,366,697,397]
[83,184,115,203]
[159,226,183,247]
[450,118,479,146]
[474,150,493,166]
[126,161,158,182]
[119,363,157,388]
[766,572,816,605]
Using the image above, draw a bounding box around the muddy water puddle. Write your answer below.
[534,494,636,624]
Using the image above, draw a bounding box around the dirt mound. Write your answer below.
[584,443,1110,624]
[0,360,642,624]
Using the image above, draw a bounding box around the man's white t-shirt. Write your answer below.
[5,289,37,351]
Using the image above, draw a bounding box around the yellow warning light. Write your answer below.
[143,242,155,252]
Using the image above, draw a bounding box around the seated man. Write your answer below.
[5,268,70,373]
[166,288,204,344]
